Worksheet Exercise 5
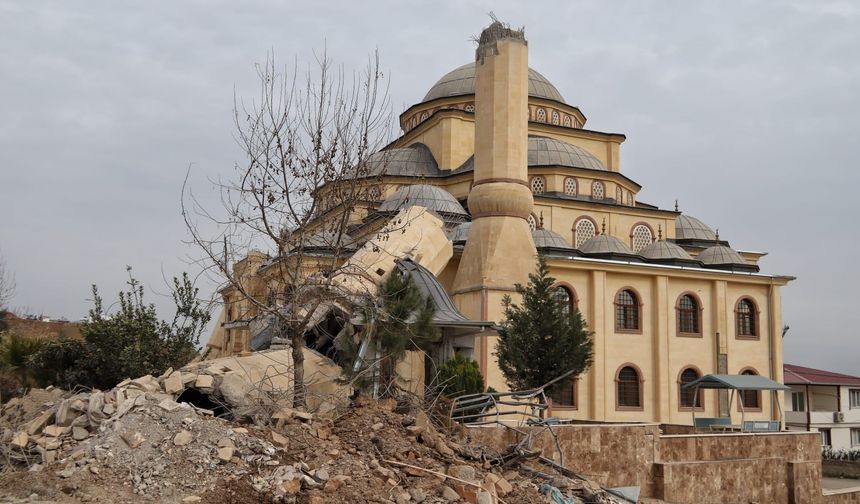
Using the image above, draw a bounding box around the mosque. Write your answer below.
[209,23,794,425]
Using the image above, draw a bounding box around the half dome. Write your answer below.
[532,228,574,250]
[423,62,565,103]
[676,214,717,241]
[528,136,606,171]
[362,144,440,178]
[378,184,468,223]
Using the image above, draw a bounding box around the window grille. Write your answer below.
[549,377,576,407]
[627,193,633,206]
[591,181,604,200]
[563,116,572,127]
[553,286,573,315]
[617,367,641,407]
[530,176,546,194]
[527,214,537,231]
[679,368,701,408]
[536,108,547,123]
[616,290,639,331]
[552,110,560,125]
[616,186,623,202]
[678,295,699,333]
[575,219,595,247]
[564,177,577,195]
[741,370,760,408]
[631,224,653,252]
[737,299,756,336]
[464,104,474,112]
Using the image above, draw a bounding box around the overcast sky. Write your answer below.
[1,1,858,373]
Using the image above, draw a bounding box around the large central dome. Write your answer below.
[423,62,565,103]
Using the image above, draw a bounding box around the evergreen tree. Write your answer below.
[495,256,594,392]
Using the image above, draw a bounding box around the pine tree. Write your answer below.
[495,256,594,392]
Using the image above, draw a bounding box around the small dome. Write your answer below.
[579,234,635,256]
[698,245,747,266]
[449,222,471,244]
[422,62,565,103]
[676,214,717,241]
[528,136,606,171]
[378,184,468,221]
[532,228,573,250]
[639,240,694,261]
[362,144,439,178]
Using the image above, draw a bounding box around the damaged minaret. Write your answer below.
[453,22,537,383]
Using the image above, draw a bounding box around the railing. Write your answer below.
[784,409,860,425]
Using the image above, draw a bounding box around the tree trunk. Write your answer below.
[291,331,306,408]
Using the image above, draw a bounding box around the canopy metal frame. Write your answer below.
[682,374,791,431]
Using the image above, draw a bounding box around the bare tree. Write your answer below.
[183,49,393,408]
[0,250,14,310]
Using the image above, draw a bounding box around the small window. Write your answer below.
[679,368,702,409]
[551,110,560,125]
[852,428,860,447]
[791,391,806,412]
[574,218,596,247]
[631,224,653,253]
[564,177,577,196]
[553,286,574,316]
[850,389,860,409]
[548,377,576,408]
[821,428,832,448]
[617,366,641,408]
[464,104,475,113]
[678,294,700,334]
[530,176,546,195]
[366,185,382,201]
[591,181,604,200]
[627,193,633,206]
[736,298,757,337]
[420,112,428,121]
[536,108,547,123]
[740,369,761,409]
[563,116,572,127]
[615,289,640,332]
[527,214,537,231]
[616,186,622,203]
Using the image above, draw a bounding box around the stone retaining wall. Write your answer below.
[823,460,860,480]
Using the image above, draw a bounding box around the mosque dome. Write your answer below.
[378,184,468,222]
[675,214,717,241]
[639,240,695,263]
[423,62,565,104]
[579,234,636,257]
[698,245,746,267]
[449,221,471,244]
[532,228,574,250]
[362,144,439,178]
[528,136,606,171]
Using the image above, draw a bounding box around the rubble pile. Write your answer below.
[0,375,638,503]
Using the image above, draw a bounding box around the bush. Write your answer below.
[437,354,484,397]
[0,333,47,389]
[823,446,860,461]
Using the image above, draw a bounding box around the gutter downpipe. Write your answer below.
[806,384,811,432]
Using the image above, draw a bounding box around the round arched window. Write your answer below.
[627,193,633,206]
[615,289,640,331]
[679,368,702,408]
[678,295,700,334]
[552,110,560,125]
[553,286,574,315]
[464,104,475,113]
[563,116,572,127]
[616,186,623,203]
[530,176,546,195]
[631,225,654,252]
[591,181,605,200]
[564,177,577,196]
[527,214,537,231]
[536,108,547,123]
[366,185,382,201]
[617,366,641,408]
[737,299,757,337]
[574,218,596,248]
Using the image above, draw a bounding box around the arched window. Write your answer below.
[536,108,547,123]
[420,112,428,121]
[563,116,572,127]
[678,294,700,335]
[551,110,560,125]
[679,367,703,409]
[627,193,633,206]
[464,104,475,113]
[574,218,596,248]
[616,186,623,203]
[736,298,757,338]
[615,289,640,332]
[740,369,761,409]
[527,214,537,231]
[549,377,577,408]
[366,185,382,201]
[631,224,653,253]
[530,176,546,195]
[617,366,642,409]
[564,177,577,196]
[553,286,574,316]
[591,181,604,200]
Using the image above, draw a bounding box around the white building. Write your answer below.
[785,363,860,451]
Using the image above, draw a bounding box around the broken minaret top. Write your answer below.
[476,20,527,61]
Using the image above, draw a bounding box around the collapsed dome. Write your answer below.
[528,136,606,171]
[422,62,566,104]
[532,228,574,250]
[362,144,439,178]
[675,214,717,241]
[378,184,468,223]
[579,234,636,257]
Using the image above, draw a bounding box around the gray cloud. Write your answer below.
[1,0,857,372]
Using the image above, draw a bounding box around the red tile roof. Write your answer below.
[784,363,860,386]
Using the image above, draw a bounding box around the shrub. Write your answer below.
[437,354,484,397]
